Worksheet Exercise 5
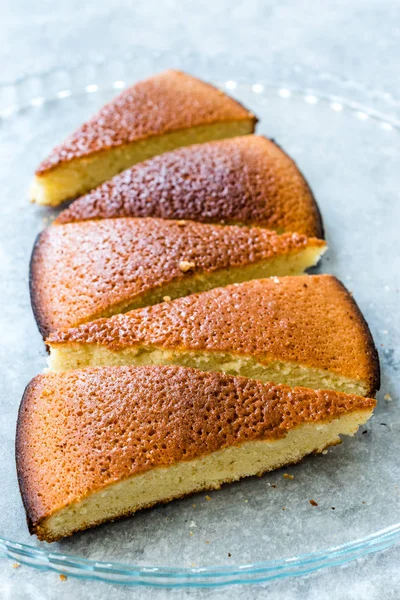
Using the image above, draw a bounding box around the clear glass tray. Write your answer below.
[0,53,399,588]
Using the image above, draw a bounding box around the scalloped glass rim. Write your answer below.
[1,524,400,587]
[0,50,399,125]
[0,55,399,587]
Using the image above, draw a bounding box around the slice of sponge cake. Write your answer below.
[30,70,257,206]
[47,275,380,397]
[30,218,326,337]
[16,365,375,541]
[55,135,323,238]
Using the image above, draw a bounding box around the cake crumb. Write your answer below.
[12,563,20,569]
[244,499,248,503]
[59,574,67,581]
[205,495,211,501]
[309,499,318,507]
[176,220,187,226]
[205,540,210,544]
[283,473,294,480]
[189,531,194,536]
[179,260,196,272]
[163,296,171,302]
[192,503,196,508]
[384,393,393,402]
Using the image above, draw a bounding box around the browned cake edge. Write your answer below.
[331,279,380,396]
[16,367,376,541]
[16,381,34,535]
[29,232,49,339]
[268,138,324,239]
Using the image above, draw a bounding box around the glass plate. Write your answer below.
[0,53,399,588]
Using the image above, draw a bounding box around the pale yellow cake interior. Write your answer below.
[30,120,254,206]
[39,410,371,541]
[92,244,326,321]
[48,345,368,397]
[48,246,368,397]
[48,248,366,396]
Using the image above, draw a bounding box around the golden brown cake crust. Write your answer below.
[48,275,380,395]
[30,217,323,337]
[55,135,323,238]
[16,365,375,533]
[35,70,256,174]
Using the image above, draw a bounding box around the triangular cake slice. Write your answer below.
[47,275,380,397]
[55,135,323,238]
[30,70,257,206]
[30,218,326,337]
[16,365,376,542]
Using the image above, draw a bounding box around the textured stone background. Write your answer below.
[0,0,399,598]
[1,0,399,99]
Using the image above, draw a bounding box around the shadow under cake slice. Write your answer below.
[47,275,380,397]
[16,365,376,542]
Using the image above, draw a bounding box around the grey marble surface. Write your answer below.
[1,1,399,598]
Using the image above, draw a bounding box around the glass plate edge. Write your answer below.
[0,53,399,586]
